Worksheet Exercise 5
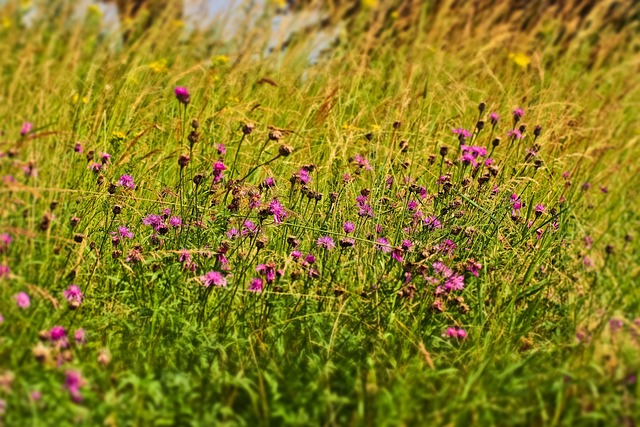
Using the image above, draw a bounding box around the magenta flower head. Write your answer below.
[445,327,467,339]
[512,108,524,122]
[212,161,226,184]
[0,264,9,278]
[65,370,84,403]
[174,86,190,105]
[343,221,355,234]
[199,271,227,288]
[118,174,135,190]
[217,143,226,156]
[15,292,30,309]
[248,278,264,293]
[20,122,33,136]
[63,285,85,308]
[50,326,67,342]
[74,142,83,153]
[317,236,335,250]
[74,328,86,345]
[489,112,499,126]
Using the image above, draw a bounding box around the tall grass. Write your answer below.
[0,0,639,425]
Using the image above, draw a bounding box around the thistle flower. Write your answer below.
[507,129,523,139]
[451,128,472,139]
[512,108,524,122]
[343,221,355,233]
[174,86,190,105]
[169,216,182,228]
[15,292,30,309]
[489,112,500,126]
[63,285,85,308]
[118,226,134,239]
[534,204,545,216]
[256,263,277,283]
[20,122,33,136]
[199,271,227,288]
[317,236,335,250]
[298,168,311,185]
[118,174,135,190]
[212,161,226,184]
[352,153,373,171]
[248,278,263,293]
[64,370,84,403]
[268,199,287,225]
[217,143,226,155]
[375,238,392,253]
[50,326,66,342]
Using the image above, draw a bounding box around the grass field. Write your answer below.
[1,0,639,425]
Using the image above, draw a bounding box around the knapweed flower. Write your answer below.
[88,162,102,173]
[0,233,12,252]
[118,174,135,189]
[50,326,67,342]
[0,264,9,279]
[356,195,374,218]
[248,278,263,293]
[174,86,190,105]
[212,161,226,184]
[199,271,227,288]
[510,194,522,214]
[15,292,30,309]
[375,238,392,253]
[261,177,276,189]
[507,129,523,139]
[466,259,482,277]
[317,236,335,250]
[256,263,277,284]
[169,216,182,228]
[74,142,83,153]
[352,153,373,171]
[100,152,111,164]
[226,228,239,239]
[74,329,86,345]
[217,143,226,155]
[512,108,524,122]
[63,285,85,308]
[65,370,84,403]
[118,226,134,239]
[489,112,499,126]
[423,215,442,231]
[242,220,258,236]
[452,128,472,139]
[445,327,467,340]
[298,168,311,185]
[268,199,287,225]
[142,214,164,231]
[343,221,355,233]
[534,204,545,216]
[20,122,33,136]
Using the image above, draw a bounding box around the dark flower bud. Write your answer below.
[256,235,268,249]
[533,125,542,137]
[476,120,485,131]
[440,146,449,157]
[278,144,294,156]
[178,154,190,168]
[70,216,80,227]
[478,102,486,113]
[112,250,122,259]
[360,188,371,197]
[193,174,204,185]
[107,183,117,194]
[73,234,84,243]
[393,121,401,129]
[605,244,615,255]
[112,205,122,215]
[492,137,500,147]
[158,226,169,235]
[86,151,94,162]
[314,192,323,201]
[242,122,255,135]
[268,130,282,141]
[188,130,200,144]
[191,119,199,129]
[329,192,339,203]
[50,201,58,211]
[365,133,373,141]
[519,124,526,133]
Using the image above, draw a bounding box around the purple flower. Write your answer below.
[268,199,287,225]
[343,221,355,234]
[489,112,499,125]
[291,250,302,259]
[262,177,276,189]
[0,264,9,278]
[466,259,482,277]
[507,129,523,139]
[375,238,392,253]
[118,174,135,190]
[226,228,239,239]
[512,108,524,121]
[352,154,373,171]
[15,292,30,309]
[299,168,311,184]
[63,285,85,307]
[242,220,258,236]
[407,200,418,211]
[199,271,227,288]
[74,329,86,345]
[317,236,335,250]
[101,152,111,164]
[424,215,442,231]
[142,214,164,231]
[20,122,33,136]
[452,128,472,139]
[65,370,84,403]
[50,326,66,341]
[119,226,134,239]
[174,86,190,105]
[212,161,226,184]
[445,327,467,339]
[88,162,102,173]
[535,204,545,215]
[248,278,263,293]
[256,263,277,284]
[304,254,316,265]
[169,216,182,228]
[217,143,226,155]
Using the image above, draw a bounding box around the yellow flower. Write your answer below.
[1,16,11,30]
[371,124,381,132]
[362,0,378,8]
[112,131,126,141]
[149,59,168,73]
[72,93,89,104]
[270,0,286,7]
[390,10,400,20]
[20,0,32,8]
[172,19,184,29]
[212,55,230,66]
[509,52,531,68]
[87,4,103,18]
